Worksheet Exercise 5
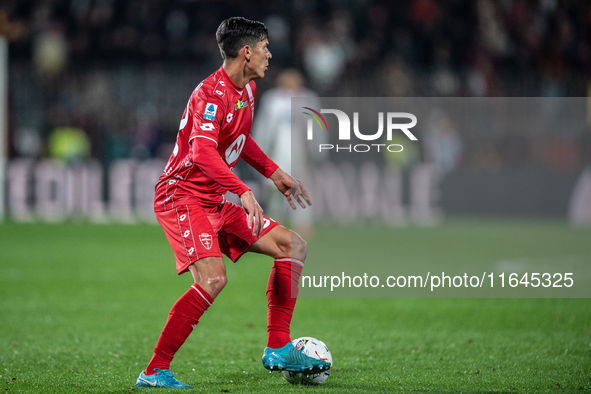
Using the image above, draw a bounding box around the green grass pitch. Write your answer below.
[1,220,590,393]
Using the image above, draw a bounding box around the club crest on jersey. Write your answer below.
[199,233,213,250]
[235,99,248,111]
[204,103,218,121]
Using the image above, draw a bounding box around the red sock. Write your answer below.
[145,284,213,375]
[266,257,304,348]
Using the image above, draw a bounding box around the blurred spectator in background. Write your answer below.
[380,54,416,97]
[33,21,68,80]
[264,15,290,65]
[423,108,462,173]
[298,9,354,93]
[48,125,90,163]
[251,68,325,238]
[130,103,159,160]
[568,88,591,226]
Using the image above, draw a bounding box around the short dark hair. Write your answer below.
[216,17,268,60]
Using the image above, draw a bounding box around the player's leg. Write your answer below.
[187,256,227,298]
[247,224,307,260]
[247,227,328,373]
[249,230,330,372]
[139,257,223,389]
[217,203,330,373]
[137,206,223,389]
[248,226,307,348]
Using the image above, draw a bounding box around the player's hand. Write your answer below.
[269,168,312,210]
[240,190,264,237]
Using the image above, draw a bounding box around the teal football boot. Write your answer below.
[262,342,331,373]
[136,369,193,389]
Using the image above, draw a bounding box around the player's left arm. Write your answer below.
[242,135,310,209]
[269,167,312,210]
[241,134,279,177]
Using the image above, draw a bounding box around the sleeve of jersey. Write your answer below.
[242,135,279,178]
[188,90,222,146]
[192,137,251,196]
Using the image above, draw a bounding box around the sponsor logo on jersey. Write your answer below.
[225,134,246,164]
[226,113,233,123]
[179,214,187,221]
[188,247,194,256]
[200,123,215,131]
[235,99,248,111]
[183,230,191,238]
[204,103,218,121]
[199,233,213,250]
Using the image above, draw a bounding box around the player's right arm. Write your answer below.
[191,137,264,236]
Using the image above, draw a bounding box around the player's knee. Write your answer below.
[290,231,308,260]
[206,273,227,295]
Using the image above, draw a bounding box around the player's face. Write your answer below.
[249,39,272,79]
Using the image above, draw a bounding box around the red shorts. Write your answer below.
[156,202,280,274]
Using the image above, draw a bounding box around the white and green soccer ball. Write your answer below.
[282,337,332,385]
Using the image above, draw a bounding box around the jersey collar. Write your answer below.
[219,66,245,96]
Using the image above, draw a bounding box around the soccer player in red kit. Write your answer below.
[135,17,331,389]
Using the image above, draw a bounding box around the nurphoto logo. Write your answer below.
[302,107,418,153]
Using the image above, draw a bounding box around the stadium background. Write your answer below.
[2,0,591,222]
[1,1,591,393]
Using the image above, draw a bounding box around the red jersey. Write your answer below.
[154,66,278,212]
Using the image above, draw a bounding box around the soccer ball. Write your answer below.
[282,337,332,385]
